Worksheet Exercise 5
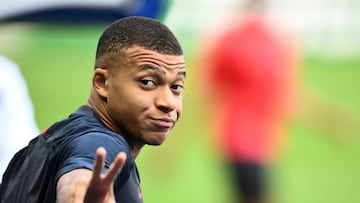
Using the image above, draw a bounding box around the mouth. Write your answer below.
[150,117,175,129]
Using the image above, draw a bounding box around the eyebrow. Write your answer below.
[139,64,186,78]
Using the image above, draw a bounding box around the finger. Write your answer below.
[93,147,106,178]
[104,152,127,183]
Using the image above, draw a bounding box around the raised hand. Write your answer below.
[84,147,127,203]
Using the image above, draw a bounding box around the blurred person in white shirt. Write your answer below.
[0,55,39,181]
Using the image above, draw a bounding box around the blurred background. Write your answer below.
[0,0,360,202]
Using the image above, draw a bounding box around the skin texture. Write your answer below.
[56,46,186,203]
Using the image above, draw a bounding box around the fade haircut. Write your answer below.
[95,16,183,68]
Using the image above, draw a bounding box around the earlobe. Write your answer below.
[93,68,109,99]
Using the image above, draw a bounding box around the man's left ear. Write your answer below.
[93,68,109,99]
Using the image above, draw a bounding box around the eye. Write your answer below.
[140,79,156,89]
[171,84,184,93]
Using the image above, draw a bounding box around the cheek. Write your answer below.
[113,94,141,113]
[112,90,149,116]
[108,96,140,128]
[107,85,135,115]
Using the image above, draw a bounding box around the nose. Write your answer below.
[155,87,177,113]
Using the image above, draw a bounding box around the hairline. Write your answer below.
[95,45,184,70]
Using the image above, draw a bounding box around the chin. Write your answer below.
[147,142,163,146]
[148,138,166,146]
[147,134,168,146]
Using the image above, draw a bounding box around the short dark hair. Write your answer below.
[95,16,183,64]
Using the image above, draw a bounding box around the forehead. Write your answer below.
[125,46,186,71]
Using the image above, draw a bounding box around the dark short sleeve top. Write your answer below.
[50,105,144,203]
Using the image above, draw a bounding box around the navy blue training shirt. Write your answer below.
[50,105,144,203]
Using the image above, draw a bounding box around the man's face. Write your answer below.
[106,46,186,146]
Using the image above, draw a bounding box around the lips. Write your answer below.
[151,118,175,129]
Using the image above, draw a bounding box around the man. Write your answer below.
[0,16,186,203]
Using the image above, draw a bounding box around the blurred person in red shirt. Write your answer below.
[197,0,299,202]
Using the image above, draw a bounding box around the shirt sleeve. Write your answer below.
[55,132,131,183]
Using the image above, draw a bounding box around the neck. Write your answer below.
[87,88,143,159]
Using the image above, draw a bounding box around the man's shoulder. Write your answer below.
[45,106,108,137]
[46,106,128,150]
